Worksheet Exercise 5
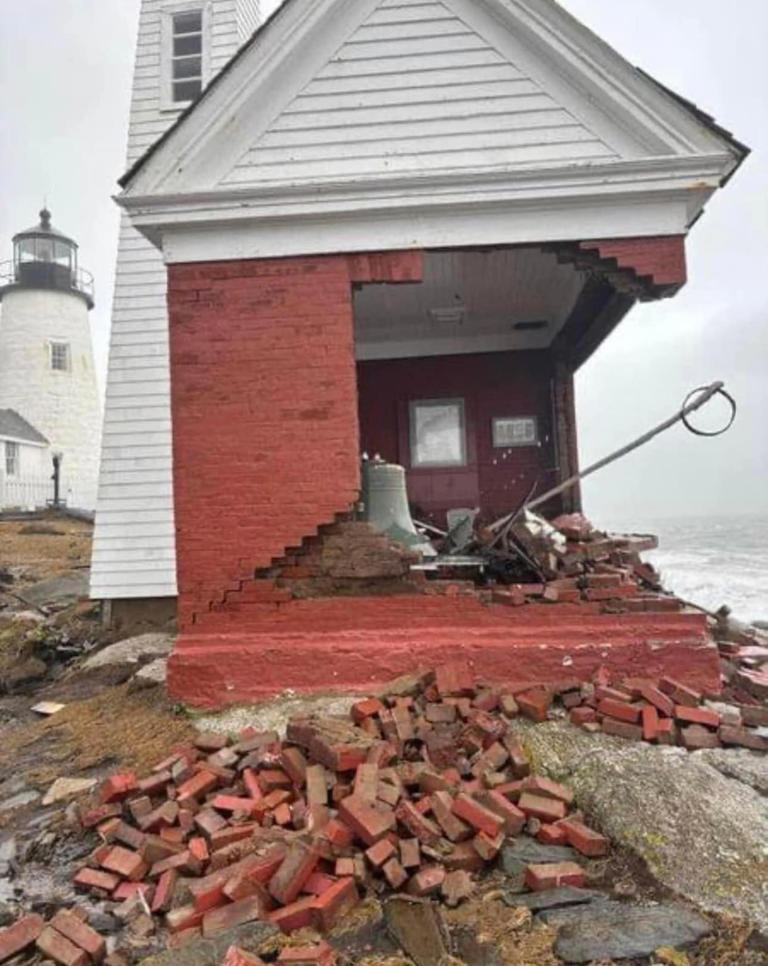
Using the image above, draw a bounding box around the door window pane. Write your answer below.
[410,399,466,467]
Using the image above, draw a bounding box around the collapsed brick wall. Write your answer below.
[167,252,423,628]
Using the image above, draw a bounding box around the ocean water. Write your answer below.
[601,515,768,625]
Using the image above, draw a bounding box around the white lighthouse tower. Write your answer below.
[0,210,101,510]
[91,0,261,602]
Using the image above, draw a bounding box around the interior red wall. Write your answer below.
[357,350,561,527]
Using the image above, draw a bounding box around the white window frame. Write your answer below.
[409,398,467,469]
[49,341,71,372]
[4,441,19,477]
[160,1,210,112]
[492,416,540,448]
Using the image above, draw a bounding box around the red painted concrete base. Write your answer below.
[167,597,718,708]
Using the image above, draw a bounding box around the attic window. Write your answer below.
[172,10,203,103]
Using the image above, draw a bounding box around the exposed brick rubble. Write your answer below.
[0,663,616,965]
[2,658,762,963]
[489,511,680,613]
[210,511,684,625]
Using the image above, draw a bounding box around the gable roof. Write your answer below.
[120,0,747,192]
[0,409,48,445]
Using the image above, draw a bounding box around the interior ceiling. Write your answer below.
[354,248,586,361]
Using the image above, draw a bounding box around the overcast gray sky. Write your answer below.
[1,0,766,523]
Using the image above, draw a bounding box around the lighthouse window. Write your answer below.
[50,342,70,372]
[4,442,19,478]
[171,10,203,103]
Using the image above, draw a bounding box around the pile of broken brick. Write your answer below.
[1,659,765,965]
[558,668,767,751]
[489,511,679,612]
[0,662,611,966]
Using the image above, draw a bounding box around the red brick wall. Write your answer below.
[357,349,562,527]
[167,252,422,626]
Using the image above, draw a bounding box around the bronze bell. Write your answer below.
[361,459,436,557]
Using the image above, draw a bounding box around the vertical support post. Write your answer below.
[552,360,581,514]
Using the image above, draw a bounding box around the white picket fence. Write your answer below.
[0,474,53,511]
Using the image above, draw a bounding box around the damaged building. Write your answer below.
[91,0,747,706]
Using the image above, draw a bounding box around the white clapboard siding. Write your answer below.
[91,0,260,601]
[222,0,618,187]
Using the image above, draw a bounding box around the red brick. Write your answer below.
[365,838,396,868]
[537,823,568,846]
[81,804,122,829]
[151,869,178,913]
[598,698,641,724]
[203,895,271,938]
[302,873,337,897]
[0,914,45,961]
[525,862,585,891]
[675,705,720,728]
[74,867,120,895]
[435,662,474,697]
[407,864,446,897]
[451,794,504,837]
[138,800,179,833]
[637,683,675,717]
[209,824,259,850]
[269,896,319,934]
[476,791,526,835]
[278,941,336,964]
[338,797,395,846]
[269,843,320,905]
[558,818,609,857]
[150,849,202,878]
[516,689,551,722]
[194,731,229,752]
[570,707,597,726]
[313,876,359,931]
[642,705,660,742]
[177,769,219,805]
[517,792,567,823]
[395,800,442,845]
[383,856,408,889]
[322,817,355,848]
[166,905,206,934]
[502,735,530,777]
[473,830,504,861]
[659,677,701,707]
[101,846,148,882]
[431,792,472,842]
[719,726,768,751]
[100,773,137,804]
[522,776,574,806]
[50,910,106,963]
[112,882,154,903]
[399,838,421,869]
[353,764,379,802]
[210,795,262,815]
[36,926,89,966]
[194,808,228,838]
[601,718,644,741]
[680,725,721,750]
[351,698,385,724]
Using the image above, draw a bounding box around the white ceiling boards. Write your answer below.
[121,0,744,262]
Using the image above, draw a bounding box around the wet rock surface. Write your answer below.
[503,886,599,912]
[512,719,768,934]
[539,899,711,963]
